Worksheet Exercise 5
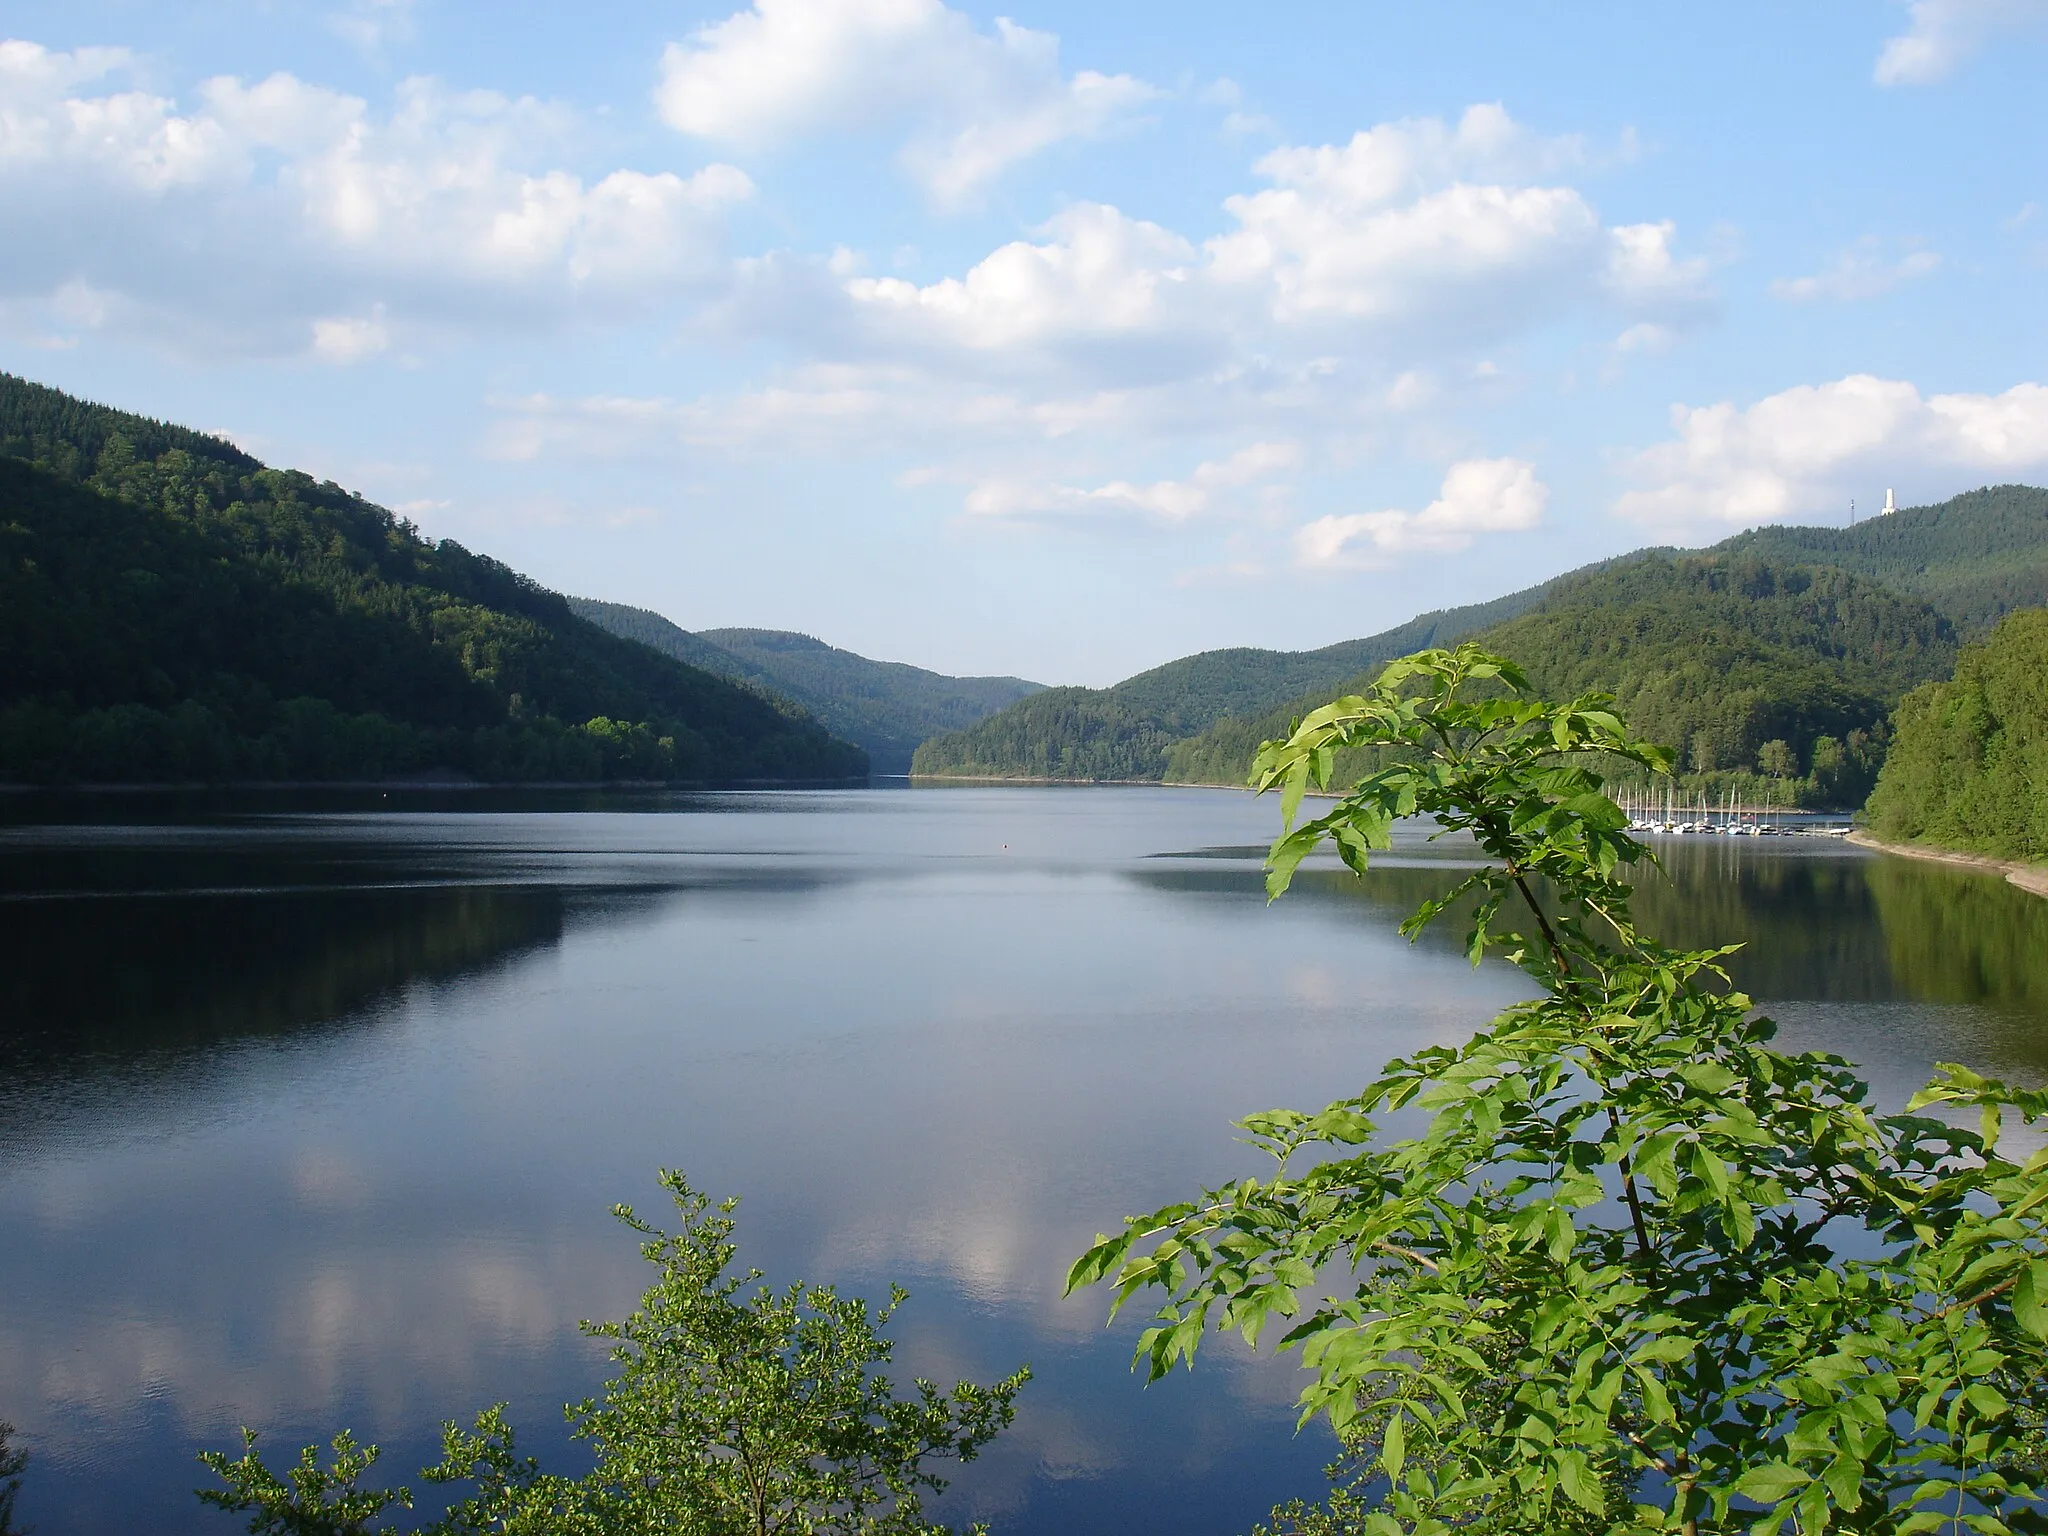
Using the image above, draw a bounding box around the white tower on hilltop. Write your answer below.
[1883,488,1898,516]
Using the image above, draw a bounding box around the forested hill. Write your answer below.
[1865,606,2048,861]
[565,599,761,678]
[908,577,1560,781]
[569,599,1041,774]
[1168,554,1958,804]
[703,629,1041,775]
[0,373,866,785]
[915,483,2047,792]
[1712,485,2048,636]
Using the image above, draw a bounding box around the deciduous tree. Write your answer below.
[1070,645,2048,1534]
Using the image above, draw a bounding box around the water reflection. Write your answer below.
[0,886,563,1058]
[0,791,2045,1536]
[1243,830,2048,1017]
[1861,858,2048,1013]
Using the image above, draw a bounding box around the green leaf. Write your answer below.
[1277,759,1309,829]
[1631,1336,1697,1365]
[1381,1407,1406,1480]
[1964,1382,2010,1419]
[1556,1449,1604,1514]
[1680,1061,1738,1095]
[1586,1367,1625,1415]
[1692,1145,1730,1199]
[1633,1368,1674,1426]
[1265,827,1319,900]
[1064,1235,1132,1294]
[1735,1462,1811,1504]
[1723,1194,1757,1250]
[1823,1453,1864,1511]
[2015,1260,2048,1340]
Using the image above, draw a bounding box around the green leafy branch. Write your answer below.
[1068,644,2048,1535]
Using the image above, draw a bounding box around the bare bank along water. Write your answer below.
[4,786,2048,1534]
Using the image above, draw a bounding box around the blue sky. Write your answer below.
[3,1,2045,684]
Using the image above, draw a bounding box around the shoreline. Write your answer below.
[0,775,871,795]
[909,773,1221,788]
[909,773,1861,816]
[1846,829,2048,901]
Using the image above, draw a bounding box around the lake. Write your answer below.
[4,786,2048,1534]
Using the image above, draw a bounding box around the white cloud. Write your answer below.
[328,0,418,53]
[1205,105,1613,329]
[1,45,1695,427]
[963,441,1300,523]
[476,100,1705,573]
[471,98,1702,549]
[254,78,752,289]
[1614,321,1678,356]
[1615,373,2048,529]
[1240,102,1595,204]
[1770,238,1942,302]
[497,102,1698,539]
[1294,458,1547,568]
[0,36,132,92]
[769,103,1707,391]
[310,306,389,362]
[653,0,1157,205]
[0,46,242,190]
[843,202,1198,356]
[484,369,1066,463]
[1217,179,1600,327]
[0,42,753,354]
[485,351,1410,473]
[1200,78,1277,138]
[1875,0,2048,84]
[1602,220,1716,319]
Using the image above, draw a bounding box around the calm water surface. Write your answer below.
[4,786,2048,1534]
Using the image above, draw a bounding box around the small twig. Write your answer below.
[1620,1428,1677,1478]
[1936,1274,2020,1320]
[1373,1241,1442,1275]
[1608,1108,1657,1267]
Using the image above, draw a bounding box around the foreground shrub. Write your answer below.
[202,1172,1027,1536]
[1071,645,2048,1535]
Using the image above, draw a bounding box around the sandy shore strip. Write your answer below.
[1847,830,2048,901]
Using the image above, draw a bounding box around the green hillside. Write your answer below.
[1478,554,1953,802]
[565,597,759,681]
[569,599,1041,774]
[918,484,2048,790]
[1169,555,1957,804]
[0,373,865,785]
[1866,606,2048,861]
[1713,485,2048,636]
[910,579,1557,781]
[701,628,1041,738]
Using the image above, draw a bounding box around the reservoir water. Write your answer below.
[4,786,2048,1534]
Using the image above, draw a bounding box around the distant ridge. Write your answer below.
[909,572,1569,782]
[567,601,1041,775]
[1712,485,2048,635]
[565,598,764,681]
